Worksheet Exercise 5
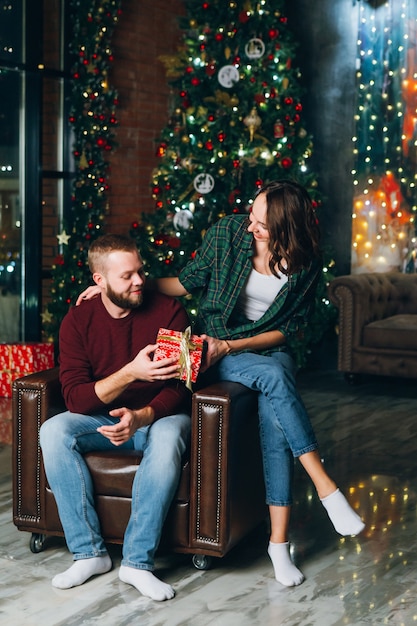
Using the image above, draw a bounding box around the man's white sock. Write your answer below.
[119,565,175,601]
[52,554,112,589]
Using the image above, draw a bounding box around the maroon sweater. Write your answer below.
[59,292,191,419]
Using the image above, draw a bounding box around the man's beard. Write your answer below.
[106,284,143,309]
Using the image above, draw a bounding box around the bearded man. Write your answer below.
[40,234,191,601]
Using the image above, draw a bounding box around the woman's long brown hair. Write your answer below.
[253,180,322,276]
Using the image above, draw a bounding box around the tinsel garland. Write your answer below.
[42,0,122,342]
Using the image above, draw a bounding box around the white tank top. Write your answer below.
[237,268,288,321]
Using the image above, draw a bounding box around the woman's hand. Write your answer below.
[200,334,230,372]
[76,285,101,305]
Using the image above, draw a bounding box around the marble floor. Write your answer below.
[1,369,417,625]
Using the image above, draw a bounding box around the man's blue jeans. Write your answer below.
[214,350,318,507]
[39,411,190,570]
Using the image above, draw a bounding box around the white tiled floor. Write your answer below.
[1,370,417,625]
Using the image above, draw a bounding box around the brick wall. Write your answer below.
[105,0,184,234]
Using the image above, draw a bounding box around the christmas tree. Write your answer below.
[42,0,122,342]
[130,0,335,366]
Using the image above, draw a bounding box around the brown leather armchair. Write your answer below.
[12,368,266,570]
[327,272,417,381]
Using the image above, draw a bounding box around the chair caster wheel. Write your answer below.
[30,533,47,553]
[192,554,212,570]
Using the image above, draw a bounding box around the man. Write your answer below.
[40,234,191,602]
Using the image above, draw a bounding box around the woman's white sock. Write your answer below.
[321,488,365,536]
[267,541,305,587]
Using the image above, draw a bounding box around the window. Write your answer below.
[0,0,72,341]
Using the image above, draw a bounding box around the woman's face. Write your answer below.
[247,193,270,243]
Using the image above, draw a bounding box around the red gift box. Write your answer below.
[154,327,203,390]
[0,342,55,397]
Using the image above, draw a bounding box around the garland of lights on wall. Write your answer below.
[352,0,417,273]
[42,0,122,342]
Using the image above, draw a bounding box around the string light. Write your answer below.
[352,1,417,273]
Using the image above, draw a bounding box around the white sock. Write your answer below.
[119,565,175,601]
[52,554,112,589]
[267,541,305,587]
[321,488,365,536]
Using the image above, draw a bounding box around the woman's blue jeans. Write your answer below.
[214,351,318,507]
[39,411,190,570]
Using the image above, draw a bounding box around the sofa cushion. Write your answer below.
[363,314,417,350]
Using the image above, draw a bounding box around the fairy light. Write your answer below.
[351,1,417,273]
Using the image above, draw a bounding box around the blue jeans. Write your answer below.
[214,351,318,507]
[39,411,190,570]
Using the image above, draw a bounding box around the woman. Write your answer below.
[78,180,364,586]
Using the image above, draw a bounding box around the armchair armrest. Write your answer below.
[12,367,64,526]
[189,381,265,556]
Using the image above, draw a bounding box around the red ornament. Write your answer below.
[131,221,139,229]
[202,2,209,8]
[274,120,285,139]
[206,64,216,76]
[168,237,180,248]
[239,11,250,23]
[218,132,225,142]
[254,94,266,104]
[191,77,200,86]
[205,140,214,150]
[268,28,279,39]
[215,33,224,41]
[232,159,240,169]
[255,179,263,188]
[281,157,293,169]
[295,103,303,111]
[185,66,193,74]
[284,96,293,105]
[208,114,215,122]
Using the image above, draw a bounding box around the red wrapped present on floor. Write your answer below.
[154,327,204,390]
[0,342,55,397]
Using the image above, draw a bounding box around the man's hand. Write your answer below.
[128,344,180,382]
[97,406,154,446]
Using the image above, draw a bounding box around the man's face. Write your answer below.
[100,250,146,310]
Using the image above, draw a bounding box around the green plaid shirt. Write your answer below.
[179,214,322,354]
